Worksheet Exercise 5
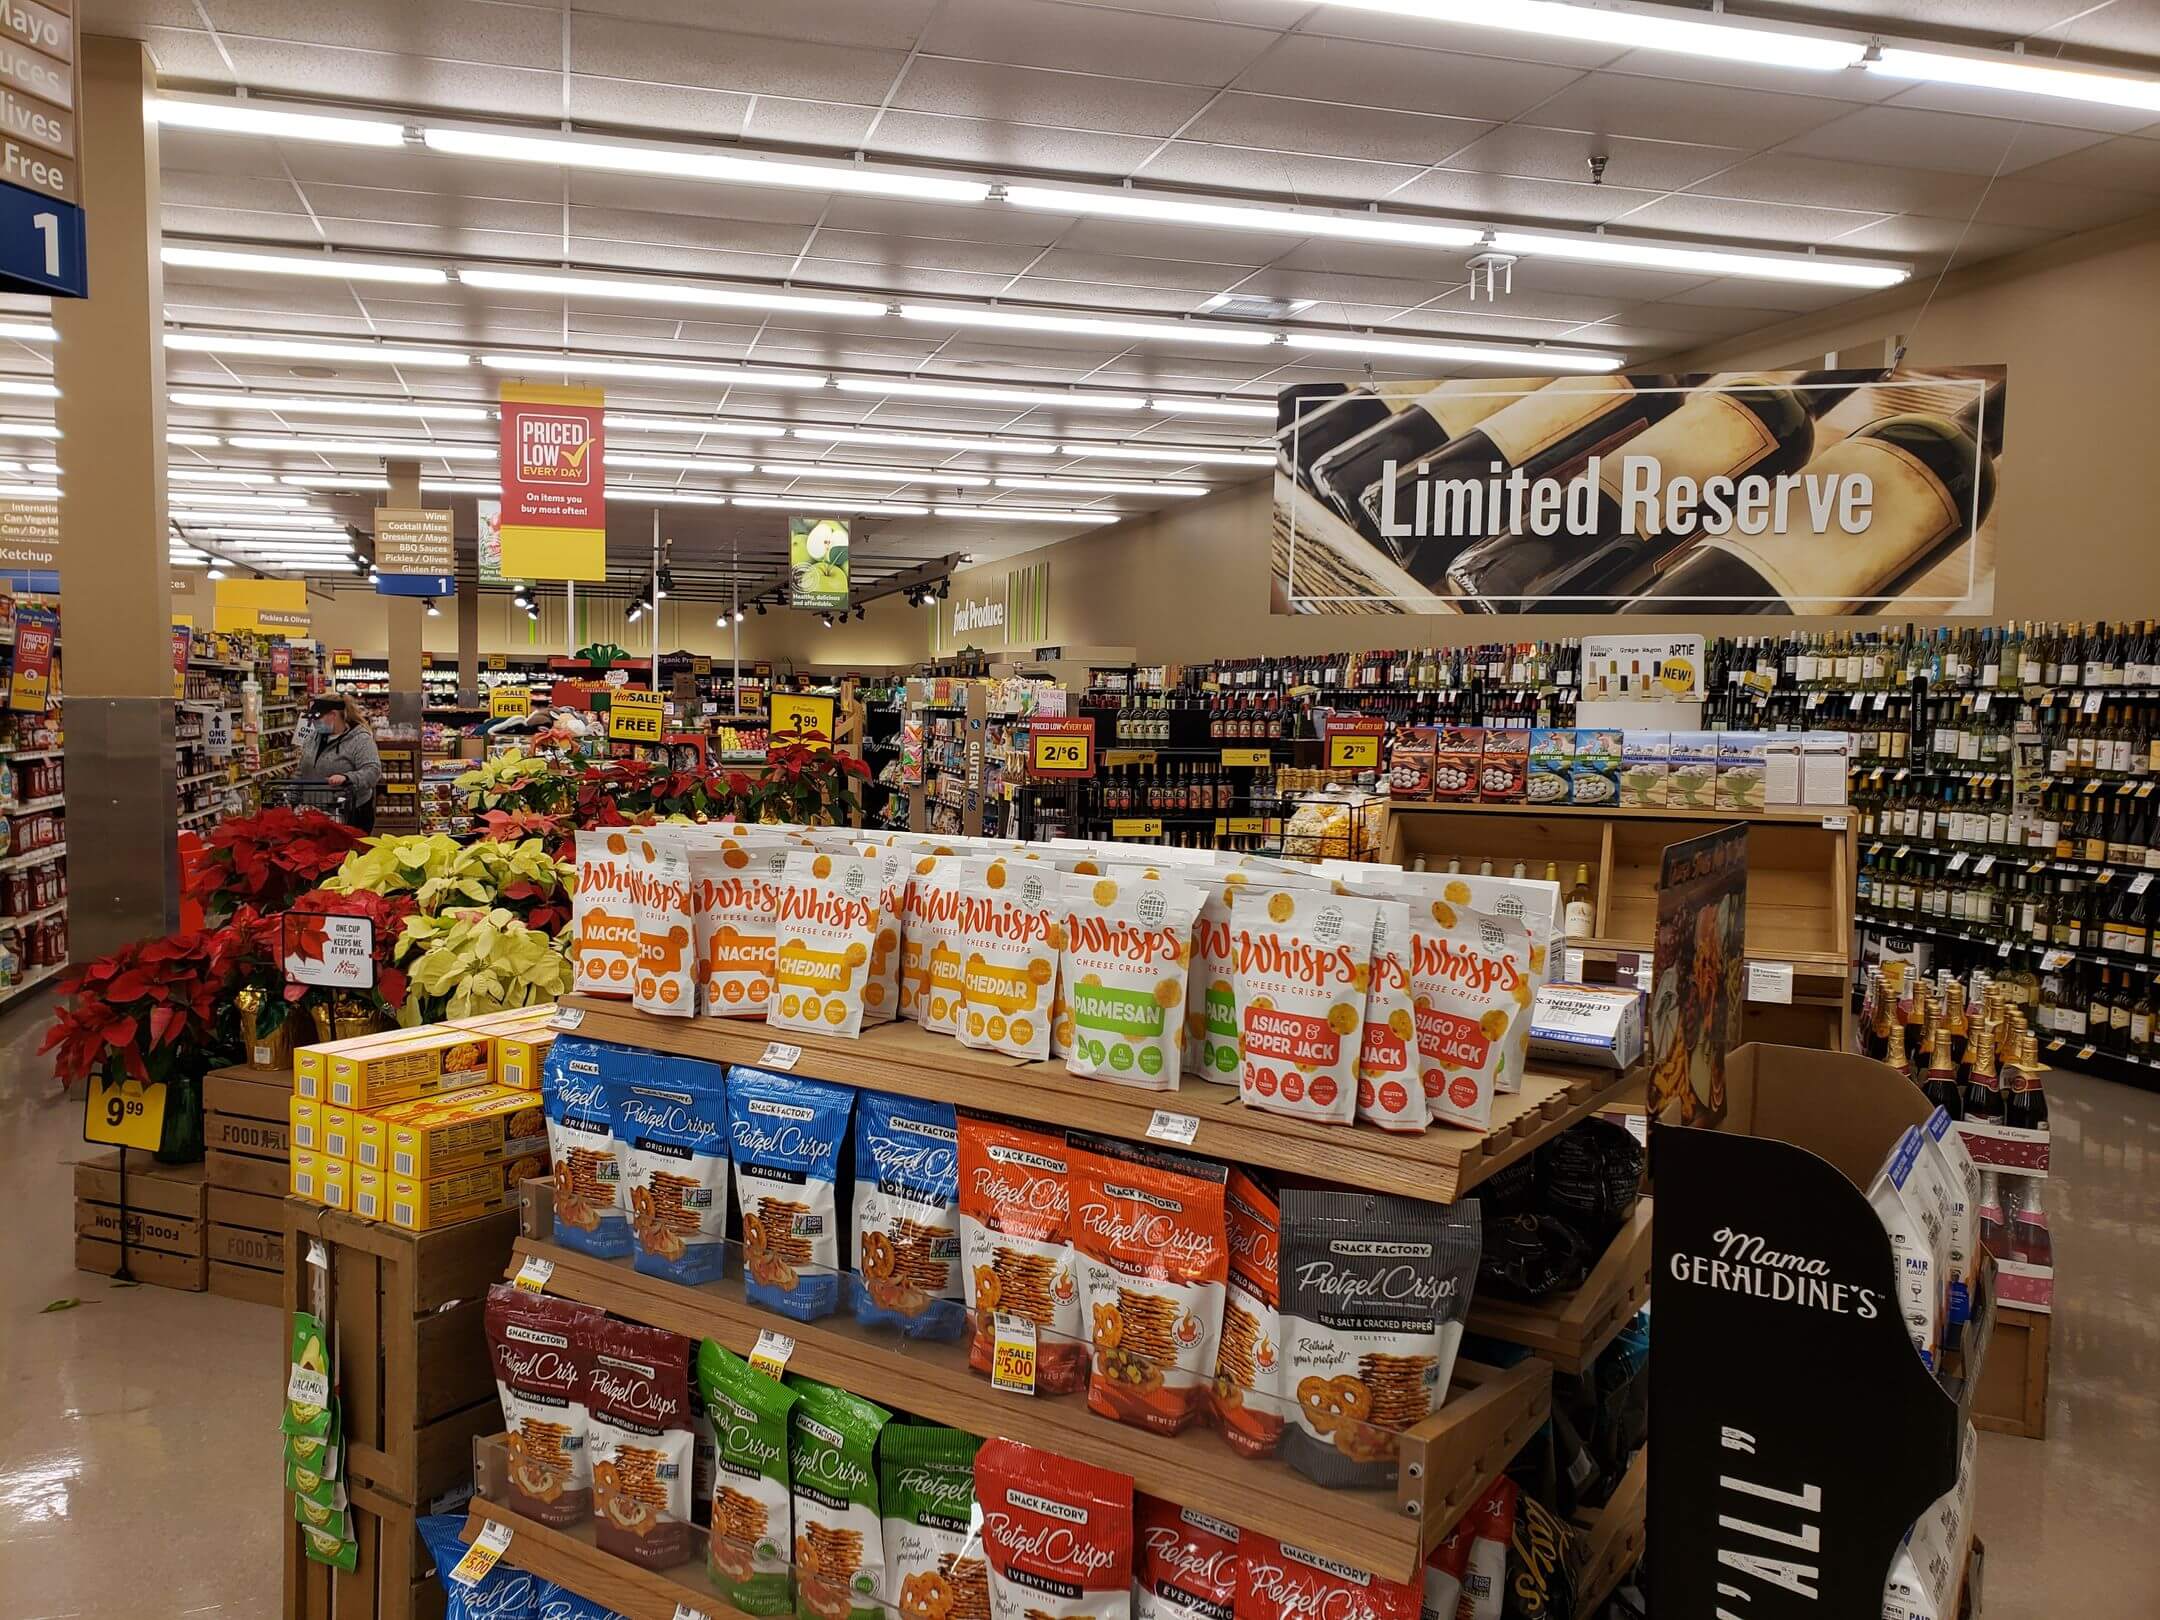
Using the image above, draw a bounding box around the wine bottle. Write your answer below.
[1963,1022,2006,1122]
[1450,369,1876,611]
[1619,379,2000,614]
[1305,379,1520,534]
[1278,383,1392,481]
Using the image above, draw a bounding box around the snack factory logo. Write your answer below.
[517,409,597,486]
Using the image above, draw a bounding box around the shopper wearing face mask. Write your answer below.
[295,692,383,831]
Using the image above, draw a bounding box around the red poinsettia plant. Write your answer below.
[43,929,237,1086]
[186,807,370,922]
[752,732,869,825]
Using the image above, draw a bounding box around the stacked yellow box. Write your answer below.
[447,1003,559,1091]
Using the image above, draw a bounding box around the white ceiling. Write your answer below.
[46,0,2160,596]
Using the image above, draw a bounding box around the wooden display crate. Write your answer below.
[283,1478,446,1620]
[1572,1447,1647,1620]
[206,1065,293,1305]
[1973,1304,2051,1440]
[1467,1197,1653,1375]
[73,1152,207,1291]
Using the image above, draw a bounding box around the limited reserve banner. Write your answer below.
[1274,366,2003,617]
[499,382,605,581]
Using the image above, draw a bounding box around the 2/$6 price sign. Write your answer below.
[0,4,87,299]
[1029,719,1095,779]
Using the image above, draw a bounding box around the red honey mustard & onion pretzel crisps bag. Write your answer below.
[1068,1132,1227,1437]
[974,1437,1134,1620]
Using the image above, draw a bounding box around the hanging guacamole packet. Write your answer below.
[284,1309,334,1439]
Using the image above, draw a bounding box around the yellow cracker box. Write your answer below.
[319,1156,353,1212]
[384,1162,514,1232]
[353,1165,385,1221]
[321,1106,356,1163]
[328,1027,493,1110]
[446,1004,560,1034]
[443,1005,561,1091]
[295,1027,415,1100]
[289,1095,323,1153]
[290,1147,329,1202]
[374,1085,548,1182]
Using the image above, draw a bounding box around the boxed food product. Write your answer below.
[1385,726,1437,799]
[1477,730,1528,803]
[352,1164,384,1219]
[494,1023,557,1092]
[1716,732,1768,811]
[295,1027,413,1100]
[1527,984,1644,1071]
[1526,728,1572,807]
[1618,733,1670,808]
[1571,729,1622,808]
[1666,732,1720,811]
[289,1095,322,1153]
[327,1026,493,1111]
[1803,732,1853,806]
[382,1161,512,1231]
[319,1155,353,1212]
[290,1146,332,1203]
[358,1082,545,1178]
[1432,728,1486,803]
[1868,1126,1945,1369]
[1763,732,1803,806]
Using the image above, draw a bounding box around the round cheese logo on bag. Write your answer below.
[1059,873,1206,1092]
[957,858,1062,1062]
[1231,887,1378,1126]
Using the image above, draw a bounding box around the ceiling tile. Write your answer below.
[212,40,563,120]
[788,258,1025,298]
[1876,79,2160,139]
[1654,277,1862,314]
[1693,153,1981,216]
[1229,33,1585,122]
[1966,177,2153,232]
[1780,105,2108,176]
[865,109,1167,175]
[738,97,882,152]
[1523,74,1853,148]
[1442,124,1748,192]
[892,59,1214,138]
[806,226,1047,277]
[1008,279,1220,315]
[1384,168,1664,225]
[568,0,941,52]
[211,1,566,69]
[1609,191,1891,248]
[1592,54,1900,107]
[569,13,907,105]
[566,77,754,140]
[1022,247,1265,292]
[1130,139,1429,203]
[2006,135,2160,196]
[918,0,1277,87]
[562,205,813,258]
[1825,214,2055,260]
[1179,93,1490,168]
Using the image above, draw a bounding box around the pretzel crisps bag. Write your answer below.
[1212,1168,1283,1459]
[974,1437,1134,1620]
[1402,898,1534,1133]
[850,1091,964,1338]
[1236,1534,1420,1620]
[1060,872,1206,1092]
[1231,886,1379,1126]
[698,1341,799,1616]
[958,857,1062,1061]
[786,1376,892,1620]
[1356,897,1427,1132]
[904,855,979,1033]
[581,1316,696,1569]
[958,1117,1087,1395]
[770,850,888,1041]
[628,831,698,1017]
[729,1067,854,1322]
[545,1036,631,1258]
[879,1424,985,1620]
[610,1053,731,1285]
[1069,1132,1228,1436]
[1135,1498,1239,1620]
[1278,1189,1483,1490]
[571,829,643,997]
[486,1284,601,1528]
[689,840,792,1018]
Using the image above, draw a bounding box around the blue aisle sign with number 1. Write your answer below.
[0,179,85,298]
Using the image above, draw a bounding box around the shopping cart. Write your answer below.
[265,780,354,823]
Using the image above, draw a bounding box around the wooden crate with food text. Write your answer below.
[73,1153,208,1291]
[283,1478,447,1620]
[206,1066,296,1304]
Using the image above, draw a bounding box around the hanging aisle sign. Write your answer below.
[0,3,85,301]
[788,516,849,610]
[499,383,606,581]
[372,507,456,596]
[0,496,57,590]
[9,602,54,710]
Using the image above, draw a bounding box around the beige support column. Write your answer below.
[384,460,424,730]
[457,578,480,707]
[54,37,176,955]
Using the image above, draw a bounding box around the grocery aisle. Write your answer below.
[2,972,2157,1620]
[0,991,280,1620]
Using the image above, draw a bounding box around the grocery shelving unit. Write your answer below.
[0,603,66,999]
[1466,1196,1653,1376]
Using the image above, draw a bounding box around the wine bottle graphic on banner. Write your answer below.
[1304,378,1519,534]
[1277,384,1384,481]
[1622,380,2004,614]
[1354,373,1691,573]
[1444,370,1877,611]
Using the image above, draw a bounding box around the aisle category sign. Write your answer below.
[0,5,86,301]
[498,383,606,581]
[372,507,455,596]
[215,578,311,637]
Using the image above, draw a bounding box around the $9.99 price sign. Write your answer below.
[85,1076,169,1152]
[1029,719,1095,779]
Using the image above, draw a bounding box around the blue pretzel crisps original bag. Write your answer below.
[543,1036,632,1258]
[608,1052,732,1285]
[417,1513,541,1619]
[727,1066,854,1321]
[849,1091,964,1339]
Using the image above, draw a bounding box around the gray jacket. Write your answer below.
[295,722,384,807]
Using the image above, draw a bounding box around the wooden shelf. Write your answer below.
[1467,1198,1652,1375]
[561,996,1641,1207]
[1571,1448,1647,1620]
[1388,800,1848,826]
[510,1185,1551,1583]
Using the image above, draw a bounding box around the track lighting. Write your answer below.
[755,602,766,616]
[425,599,441,617]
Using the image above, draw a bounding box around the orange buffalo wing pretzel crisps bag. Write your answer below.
[957,857,1062,1062]
[1211,1167,1283,1459]
[688,840,791,1018]
[571,829,642,997]
[1059,871,1206,1091]
[1069,1131,1227,1436]
[769,850,892,1041]
[958,1118,1087,1395]
[1231,886,1379,1126]
[1402,899,1534,1133]
[629,831,697,1018]
[901,855,978,1032]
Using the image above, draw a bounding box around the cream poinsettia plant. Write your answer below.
[453,748,573,815]
[322,836,574,932]
[395,906,572,1024]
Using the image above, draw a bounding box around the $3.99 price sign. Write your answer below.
[85,1075,169,1152]
[1029,719,1095,779]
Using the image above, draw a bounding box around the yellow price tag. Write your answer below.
[1327,733,1381,770]
[990,1313,1038,1395]
[749,1328,796,1380]
[1031,729,1093,775]
[1103,750,1157,766]
[488,654,507,670]
[607,689,665,742]
[450,1521,514,1588]
[1111,818,1163,839]
[489,686,528,720]
[1228,817,1266,835]
[1221,748,1270,767]
[770,692,836,750]
[84,1076,168,1152]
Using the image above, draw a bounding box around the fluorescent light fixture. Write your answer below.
[1058,443,1275,467]
[171,389,489,422]
[180,510,342,527]
[150,95,406,146]
[170,470,276,485]
[788,427,1057,457]
[758,462,989,487]
[1003,184,1484,249]
[605,488,732,507]
[605,414,785,438]
[0,482,59,498]
[168,430,220,446]
[421,125,990,204]
[896,303,1274,347]
[1147,398,1274,420]
[423,480,505,494]
[1486,230,1907,288]
[0,321,56,342]
[457,265,885,318]
[165,334,472,368]
[0,379,57,399]
[609,452,758,474]
[225,435,497,460]
[834,377,1143,411]
[730,496,928,516]
[280,474,389,489]
[934,506,1119,526]
[0,422,60,438]
[162,245,447,285]
[1867,47,2160,113]
[1307,0,1853,68]
[995,475,1205,497]
[27,460,58,475]
[169,491,312,508]
[1284,332,1623,371]
[480,353,827,390]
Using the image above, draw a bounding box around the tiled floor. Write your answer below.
[1,983,2156,1617]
